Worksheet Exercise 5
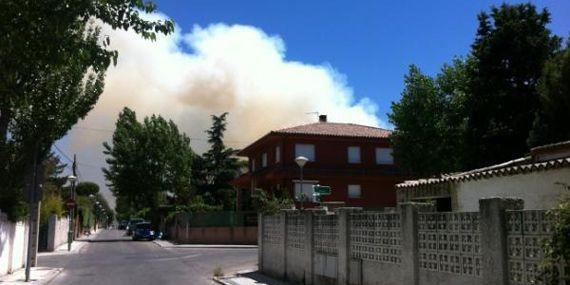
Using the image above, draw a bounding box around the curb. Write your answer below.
[152,240,258,249]
[42,268,63,285]
[212,276,232,285]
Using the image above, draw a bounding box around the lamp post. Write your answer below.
[67,175,77,251]
[295,156,309,209]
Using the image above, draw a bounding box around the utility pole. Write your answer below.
[25,144,41,282]
[67,155,77,251]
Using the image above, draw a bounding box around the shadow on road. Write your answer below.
[239,271,295,285]
[86,239,136,243]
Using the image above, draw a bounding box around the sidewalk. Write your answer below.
[0,229,101,284]
[214,270,295,285]
[153,239,258,249]
[0,267,62,285]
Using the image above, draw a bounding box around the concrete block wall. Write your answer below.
[46,214,69,252]
[258,198,567,285]
[0,211,29,276]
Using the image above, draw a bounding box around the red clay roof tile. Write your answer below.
[272,122,391,138]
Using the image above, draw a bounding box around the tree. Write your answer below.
[103,107,193,224]
[389,61,469,177]
[75,182,100,197]
[0,1,174,221]
[195,113,241,210]
[529,45,570,146]
[39,153,67,228]
[464,3,561,168]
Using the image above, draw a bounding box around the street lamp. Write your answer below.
[67,175,77,251]
[295,156,309,209]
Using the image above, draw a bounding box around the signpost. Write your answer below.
[313,185,331,195]
[312,184,331,202]
[65,198,76,209]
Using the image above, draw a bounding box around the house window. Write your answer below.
[348,185,361,199]
[347,146,361,164]
[275,146,281,163]
[262,152,268,167]
[294,180,318,202]
[251,159,256,172]
[295,144,315,161]
[375,148,394,165]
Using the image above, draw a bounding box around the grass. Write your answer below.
[213,266,224,278]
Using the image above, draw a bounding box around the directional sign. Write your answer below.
[313,185,331,195]
[65,198,76,209]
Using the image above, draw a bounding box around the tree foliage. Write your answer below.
[103,107,193,223]
[39,153,67,227]
[541,186,570,284]
[529,45,570,147]
[0,0,173,221]
[389,3,565,176]
[76,181,100,197]
[389,60,469,177]
[193,113,241,210]
[464,3,561,168]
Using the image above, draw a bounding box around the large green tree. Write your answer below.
[389,3,564,176]
[0,1,173,221]
[389,60,470,177]
[103,107,193,224]
[529,44,570,147]
[464,3,561,168]
[75,182,100,197]
[193,113,241,210]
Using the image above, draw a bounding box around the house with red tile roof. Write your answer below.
[232,115,406,209]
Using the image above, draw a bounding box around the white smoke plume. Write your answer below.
[60,14,385,206]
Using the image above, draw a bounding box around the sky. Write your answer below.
[154,0,570,123]
[54,0,569,207]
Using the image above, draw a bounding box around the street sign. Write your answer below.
[313,185,331,195]
[65,198,76,209]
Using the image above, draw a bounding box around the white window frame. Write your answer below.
[295,144,315,162]
[347,146,361,164]
[375,148,394,165]
[251,158,256,172]
[261,152,268,167]
[275,146,281,163]
[348,184,362,199]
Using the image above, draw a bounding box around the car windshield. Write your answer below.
[136,223,151,230]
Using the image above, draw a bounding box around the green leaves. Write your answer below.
[389,3,566,177]
[103,107,193,222]
[389,61,469,177]
[529,46,570,147]
[0,0,173,220]
[194,113,241,210]
[465,3,561,168]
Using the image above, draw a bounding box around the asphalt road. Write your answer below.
[38,229,257,285]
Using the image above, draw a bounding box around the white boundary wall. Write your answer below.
[47,215,69,252]
[0,211,28,276]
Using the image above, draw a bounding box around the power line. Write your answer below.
[53,144,83,181]
[53,144,73,165]
[72,125,249,144]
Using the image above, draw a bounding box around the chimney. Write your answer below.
[319,114,327,122]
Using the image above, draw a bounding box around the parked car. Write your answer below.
[126,218,145,236]
[132,222,155,241]
[118,220,128,230]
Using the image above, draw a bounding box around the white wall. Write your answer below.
[47,215,69,252]
[456,168,570,211]
[0,211,28,276]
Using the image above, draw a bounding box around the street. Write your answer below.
[38,230,257,285]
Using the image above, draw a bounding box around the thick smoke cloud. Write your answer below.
[62,16,385,206]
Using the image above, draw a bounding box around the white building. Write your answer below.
[396,141,570,211]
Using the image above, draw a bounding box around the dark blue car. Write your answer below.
[132,222,155,241]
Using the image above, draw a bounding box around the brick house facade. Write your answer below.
[233,115,406,209]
